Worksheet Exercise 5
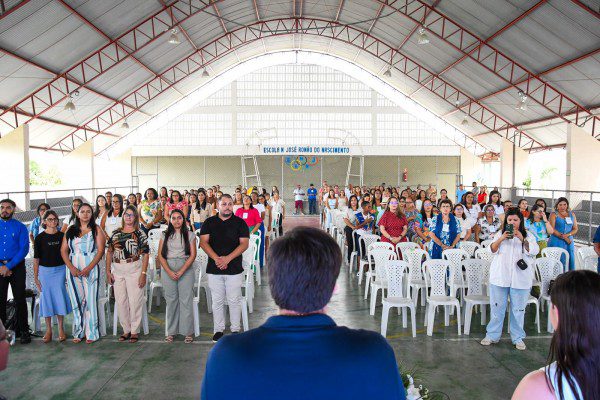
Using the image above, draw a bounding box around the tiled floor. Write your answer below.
[1,216,551,399]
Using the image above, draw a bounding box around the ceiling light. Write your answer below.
[202,68,210,78]
[417,27,430,45]
[515,90,528,111]
[121,120,129,129]
[64,90,78,111]
[461,114,469,126]
[168,29,181,44]
[383,68,392,78]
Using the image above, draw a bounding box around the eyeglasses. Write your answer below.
[124,213,135,218]
[389,202,399,205]
[112,200,121,203]
[45,218,58,222]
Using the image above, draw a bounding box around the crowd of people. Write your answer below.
[0,177,598,399]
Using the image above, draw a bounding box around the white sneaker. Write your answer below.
[514,340,526,351]
[480,337,498,346]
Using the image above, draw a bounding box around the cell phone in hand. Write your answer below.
[506,224,514,238]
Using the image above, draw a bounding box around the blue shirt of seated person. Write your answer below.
[201,227,405,400]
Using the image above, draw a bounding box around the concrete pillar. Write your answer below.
[500,138,529,200]
[62,140,94,203]
[566,123,600,192]
[93,149,133,194]
[460,147,482,186]
[0,124,30,209]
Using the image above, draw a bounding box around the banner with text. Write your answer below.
[260,145,351,155]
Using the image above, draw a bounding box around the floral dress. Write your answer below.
[478,217,501,242]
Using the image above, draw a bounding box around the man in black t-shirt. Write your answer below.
[199,194,249,342]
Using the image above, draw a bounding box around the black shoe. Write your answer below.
[20,332,31,344]
[212,332,224,342]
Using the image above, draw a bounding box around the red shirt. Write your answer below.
[235,207,262,228]
[477,193,487,204]
[378,211,408,245]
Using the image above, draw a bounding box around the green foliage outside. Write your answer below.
[30,160,62,187]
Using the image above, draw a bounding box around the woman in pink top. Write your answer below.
[235,195,262,235]
[164,190,189,222]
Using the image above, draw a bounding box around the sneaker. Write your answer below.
[480,337,498,346]
[212,332,224,343]
[515,340,526,351]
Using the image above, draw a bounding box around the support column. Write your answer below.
[0,124,30,209]
[566,123,600,192]
[500,138,529,200]
[63,140,94,203]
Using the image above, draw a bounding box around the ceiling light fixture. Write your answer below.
[202,68,210,78]
[383,68,392,78]
[64,90,79,111]
[121,119,129,129]
[417,27,430,45]
[461,114,469,126]
[515,90,528,111]
[168,29,181,44]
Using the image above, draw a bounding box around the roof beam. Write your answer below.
[0,48,136,111]
[0,0,220,135]
[374,0,600,137]
[253,0,261,21]
[0,0,31,20]
[53,18,547,154]
[410,0,548,97]
[56,0,184,97]
[570,0,600,19]
[334,0,344,22]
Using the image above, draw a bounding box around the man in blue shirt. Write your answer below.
[307,183,318,215]
[0,199,30,344]
[593,225,600,273]
[201,227,405,400]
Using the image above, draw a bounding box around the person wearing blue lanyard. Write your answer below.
[0,199,31,344]
[548,197,578,271]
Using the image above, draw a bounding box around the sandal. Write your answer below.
[184,335,194,344]
[58,334,67,342]
[72,337,83,344]
[164,335,174,343]
[119,333,131,342]
[129,335,139,343]
[43,332,52,343]
[86,339,96,344]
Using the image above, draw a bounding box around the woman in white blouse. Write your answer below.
[461,192,481,228]
[453,204,472,241]
[481,208,538,351]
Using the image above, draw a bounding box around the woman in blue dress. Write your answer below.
[428,199,462,259]
[547,197,578,271]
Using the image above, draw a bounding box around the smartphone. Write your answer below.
[506,224,514,238]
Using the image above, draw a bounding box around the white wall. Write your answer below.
[0,124,29,209]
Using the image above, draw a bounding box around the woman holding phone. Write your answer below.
[481,208,538,351]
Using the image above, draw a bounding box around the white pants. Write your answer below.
[208,273,243,333]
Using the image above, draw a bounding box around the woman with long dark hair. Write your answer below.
[548,197,578,271]
[481,208,538,351]
[94,195,108,226]
[60,203,105,343]
[235,195,261,235]
[487,190,503,218]
[61,198,82,233]
[512,270,599,400]
[127,193,137,207]
[164,190,189,222]
[415,190,427,212]
[525,204,554,257]
[102,194,124,239]
[138,188,161,235]
[414,199,435,250]
[158,209,196,344]
[29,202,50,242]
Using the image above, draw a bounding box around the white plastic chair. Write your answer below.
[582,255,598,271]
[24,258,41,332]
[480,239,493,248]
[536,257,561,333]
[250,233,262,286]
[356,234,381,285]
[422,259,462,336]
[404,248,429,306]
[364,242,395,299]
[367,248,397,315]
[396,241,419,260]
[459,241,480,258]
[462,259,490,335]
[442,248,469,303]
[242,241,257,313]
[577,246,596,270]
[97,259,111,337]
[381,260,415,337]
[541,247,569,275]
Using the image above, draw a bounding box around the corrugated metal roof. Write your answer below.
[0,0,597,153]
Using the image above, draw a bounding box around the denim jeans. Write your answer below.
[308,198,317,214]
[486,284,530,343]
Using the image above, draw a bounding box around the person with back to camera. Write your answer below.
[512,270,599,400]
[481,208,539,351]
[201,226,405,400]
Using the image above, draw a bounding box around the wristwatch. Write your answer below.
[141,271,147,275]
